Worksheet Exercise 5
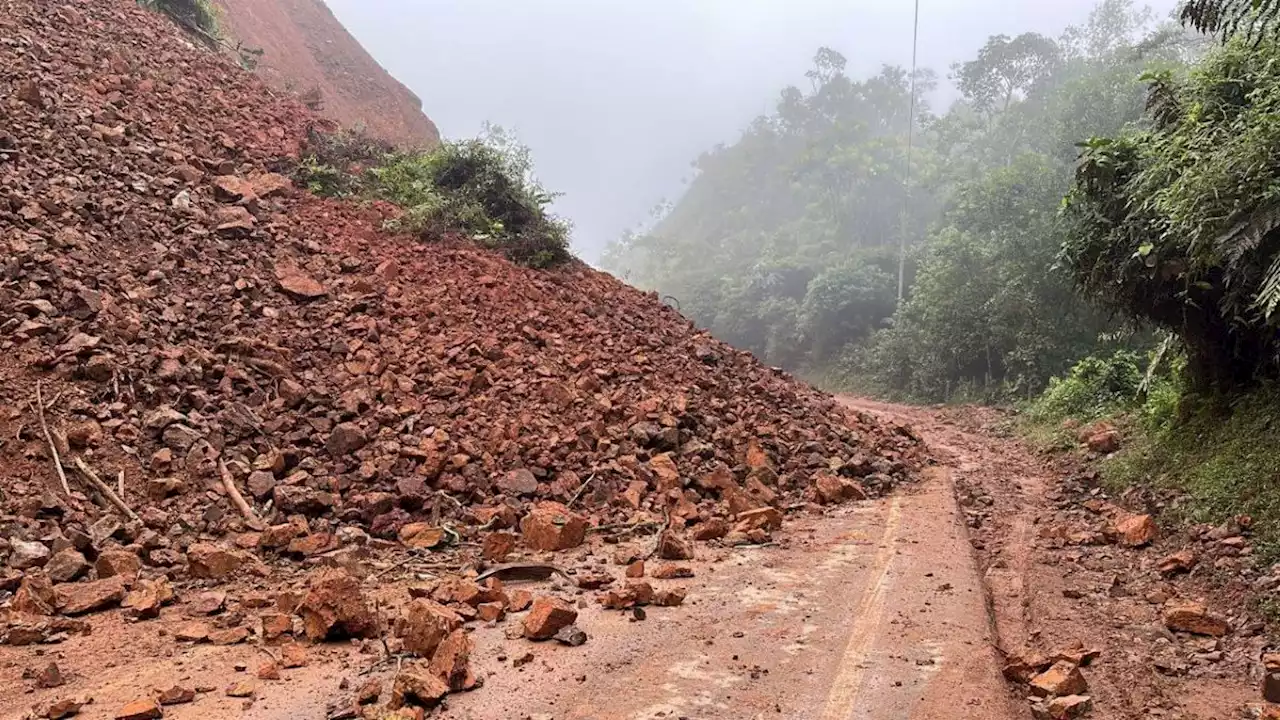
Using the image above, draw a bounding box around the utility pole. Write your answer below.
[898,0,921,302]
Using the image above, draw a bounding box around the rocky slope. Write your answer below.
[213,0,439,148]
[0,1,921,716]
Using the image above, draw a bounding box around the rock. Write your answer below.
[260,612,292,639]
[507,589,533,612]
[95,549,142,579]
[813,472,867,505]
[1163,601,1230,636]
[1110,514,1157,547]
[9,539,50,569]
[115,699,162,720]
[523,596,578,640]
[281,642,308,668]
[40,698,86,719]
[357,678,382,705]
[391,666,449,709]
[652,563,694,579]
[214,205,255,234]
[158,686,196,705]
[735,506,783,532]
[174,621,212,642]
[1157,549,1197,576]
[692,518,730,541]
[247,471,277,499]
[1029,661,1088,697]
[554,624,588,646]
[257,660,281,680]
[648,453,681,491]
[477,601,506,622]
[1042,695,1093,719]
[45,549,88,583]
[327,422,368,456]
[654,587,688,607]
[276,266,327,298]
[396,599,464,657]
[186,543,246,579]
[1086,430,1120,453]
[428,628,475,691]
[55,576,128,615]
[272,485,335,516]
[626,560,645,578]
[122,577,174,620]
[481,532,517,562]
[520,502,587,551]
[497,469,539,495]
[225,680,255,697]
[399,523,446,549]
[209,626,250,645]
[299,568,378,641]
[656,527,694,561]
[35,661,64,688]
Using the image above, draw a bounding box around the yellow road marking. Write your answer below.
[818,495,904,720]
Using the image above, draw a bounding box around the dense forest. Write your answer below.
[602,0,1210,402]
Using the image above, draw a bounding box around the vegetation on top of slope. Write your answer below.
[1063,37,1280,395]
[138,0,221,41]
[295,125,573,268]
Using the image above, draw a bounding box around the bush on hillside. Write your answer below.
[1029,350,1143,423]
[293,127,573,269]
[138,0,220,40]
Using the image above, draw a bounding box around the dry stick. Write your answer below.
[117,470,125,499]
[32,381,71,496]
[567,473,596,509]
[72,457,139,523]
[219,459,265,531]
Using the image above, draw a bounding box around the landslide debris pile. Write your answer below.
[0,0,921,714]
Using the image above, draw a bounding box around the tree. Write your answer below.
[952,33,1063,114]
[1180,0,1280,41]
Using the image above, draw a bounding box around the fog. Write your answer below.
[327,0,1178,261]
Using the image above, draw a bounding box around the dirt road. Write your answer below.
[445,463,1020,720]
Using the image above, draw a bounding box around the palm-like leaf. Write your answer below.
[1181,0,1280,41]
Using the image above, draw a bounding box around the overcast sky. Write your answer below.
[326,0,1178,260]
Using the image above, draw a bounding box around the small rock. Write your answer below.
[481,532,518,562]
[523,596,578,640]
[1110,514,1157,547]
[428,628,476,691]
[651,563,694,579]
[257,661,281,680]
[553,624,588,646]
[656,528,694,561]
[1157,549,1197,577]
[55,576,128,615]
[35,662,64,688]
[299,568,378,641]
[1029,661,1088,697]
[226,680,255,698]
[326,422,367,456]
[95,549,142,580]
[520,502,587,551]
[115,699,162,720]
[1163,600,1230,637]
[158,686,196,705]
[45,549,89,583]
[395,599,463,657]
[391,666,449,709]
[9,539,50,569]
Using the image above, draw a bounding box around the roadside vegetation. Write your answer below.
[605,0,1280,552]
[294,124,573,268]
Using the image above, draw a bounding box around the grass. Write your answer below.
[1096,385,1280,562]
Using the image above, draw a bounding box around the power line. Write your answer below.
[897,0,921,302]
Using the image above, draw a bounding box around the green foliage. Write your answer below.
[1062,38,1280,394]
[1100,384,1280,561]
[293,126,572,268]
[1180,0,1280,42]
[1029,350,1143,423]
[605,2,1175,400]
[138,0,220,40]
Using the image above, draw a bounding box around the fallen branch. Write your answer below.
[219,459,265,531]
[72,457,139,523]
[586,520,662,535]
[117,470,125,499]
[567,474,596,509]
[31,381,71,496]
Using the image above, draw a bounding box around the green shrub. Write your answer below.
[1028,350,1143,423]
[138,0,220,40]
[291,126,572,269]
[371,139,572,268]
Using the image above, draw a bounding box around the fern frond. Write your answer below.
[1255,251,1280,318]
[1180,0,1280,42]
[1215,205,1280,270]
